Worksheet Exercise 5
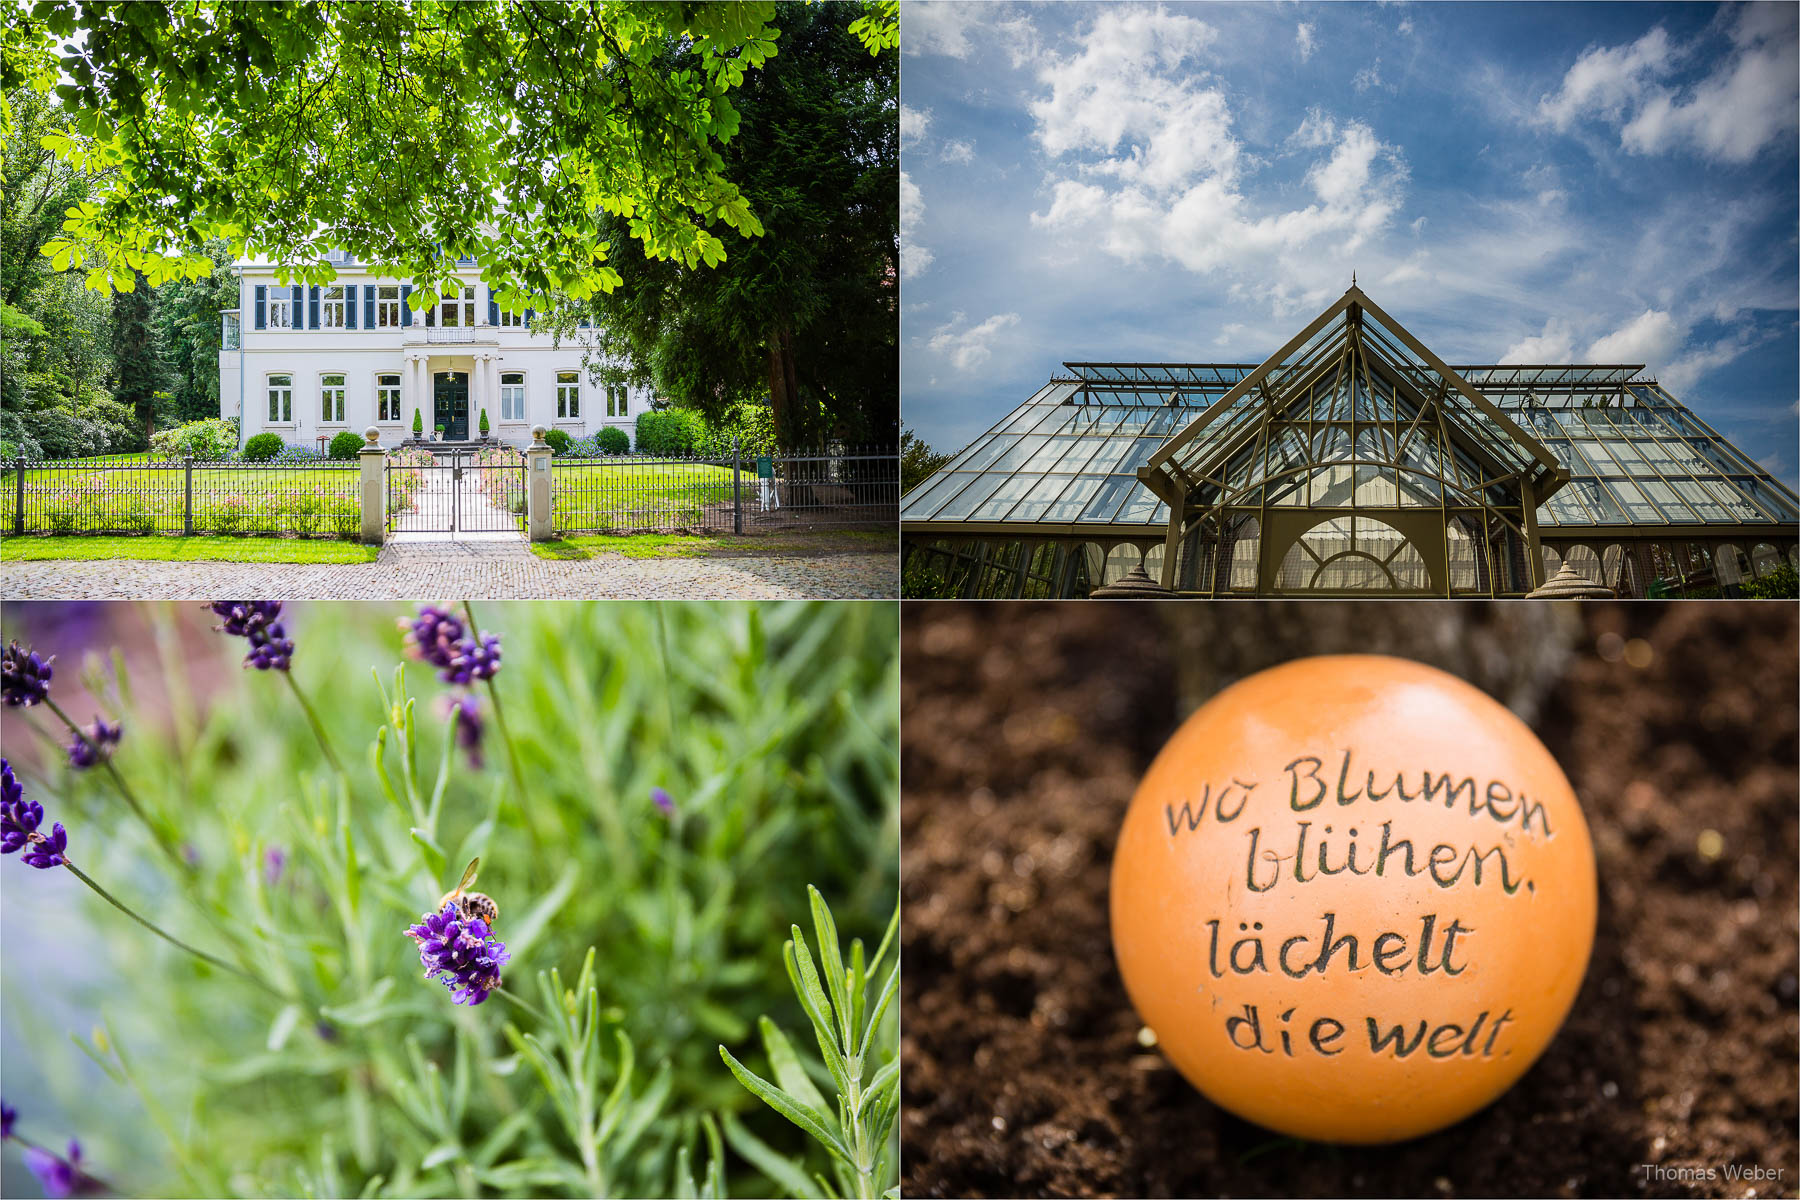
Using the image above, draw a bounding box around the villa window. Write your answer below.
[556,371,580,419]
[375,286,401,328]
[501,372,526,421]
[321,286,346,328]
[439,284,476,328]
[320,373,347,423]
[377,373,402,422]
[267,374,293,423]
[267,295,292,329]
[497,308,524,328]
[221,312,240,350]
[606,384,629,417]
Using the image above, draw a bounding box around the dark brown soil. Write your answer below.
[901,602,1798,1199]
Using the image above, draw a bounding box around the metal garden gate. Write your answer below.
[387,449,525,535]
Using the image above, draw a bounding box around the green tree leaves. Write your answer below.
[12,1,782,302]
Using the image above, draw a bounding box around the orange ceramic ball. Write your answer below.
[1110,654,1596,1144]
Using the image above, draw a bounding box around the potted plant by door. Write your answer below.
[412,410,424,442]
[434,424,446,442]
[479,408,491,442]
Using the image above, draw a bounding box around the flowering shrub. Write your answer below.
[148,418,238,462]
[0,602,897,1199]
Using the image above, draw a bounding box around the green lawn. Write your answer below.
[531,529,897,560]
[550,459,746,532]
[3,462,359,536]
[1,535,379,564]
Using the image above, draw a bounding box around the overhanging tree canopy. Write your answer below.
[2,1,785,307]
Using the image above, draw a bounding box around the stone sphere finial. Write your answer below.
[530,425,548,447]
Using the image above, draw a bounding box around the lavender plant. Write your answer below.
[0,602,898,1199]
[720,887,900,1200]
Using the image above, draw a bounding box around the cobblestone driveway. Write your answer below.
[1,541,896,600]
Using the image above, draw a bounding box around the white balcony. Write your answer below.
[403,325,498,346]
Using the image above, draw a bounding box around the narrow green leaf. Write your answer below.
[266,1004,302,1052]
[721,1111,825,1200]
[718,1046,850,1163]
[758,1015,831,1119]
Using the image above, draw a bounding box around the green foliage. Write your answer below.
[848,0,899,55]
[720,886,899,1200]
[711,402,779,457]
[543,428,573,456]
[110,268,162,447]
[241,432,283,461]
[597,426,630,455]
[1742,561,1798,598]
[147,416,236,461]
[0,602,896,1198]
[479,408,491,436]
[17,3,779,301]
[636,409,710,456]
[328,430,364,461]
[412,409,425,436]
[571,4,897,450]
[900,428,950,494]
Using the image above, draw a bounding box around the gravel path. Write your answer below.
[1,541,896,599]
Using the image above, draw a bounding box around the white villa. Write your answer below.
[219,252,642,450]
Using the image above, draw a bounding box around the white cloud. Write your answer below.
[1028,7,1407,287]
[1397,17,1414,37]
[941,139,975,164]
[929,311,1021,371]
[900,171,934,279]
[1030,6,1230,194]
[1287,107,1336,150]
[1536,27,1675,130]
[1538,9,1798,164]
[1296,22,1316,63]
[1586,309,1681,365]
[1352,60,1384,94]
[904,3,1040,67]
[1498,317,1576,365]
[900,104,932,149]
[1661,333,1757,393]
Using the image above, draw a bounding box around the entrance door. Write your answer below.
[434,372,470,441]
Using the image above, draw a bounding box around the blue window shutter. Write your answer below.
[345,285,358,329]
[254,285,267,329]
[524,307,534,328]
[401,285,412,327]
[364,287,375,328]
[488,290,499,326]
[579,315,590,328]
[307,286,320,329]
[290,284,303,326]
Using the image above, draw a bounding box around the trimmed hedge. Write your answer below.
[242,432,284,461]
[544,428,573,455]
[597,427,629,455]
[327,430,364,460]
[634,409,708,455]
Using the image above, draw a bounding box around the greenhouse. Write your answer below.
[901,287,1799,598]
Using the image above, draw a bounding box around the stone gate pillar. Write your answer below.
[359,426,386,545]
[525,424,553,542]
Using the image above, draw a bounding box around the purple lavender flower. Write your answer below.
[404,903,510,1005]
[400,605,467,672]
[2,1099,16,1139]
[24,1139,82,1199]
[1,641,53,708]
[208,601,283,637]
[402,606,501,684]
[263,847,286,886]
[66,717,123,770]
[211,601,295,671]
[2,759,67,868]
[652,787,676,818]
[445,693,485,769]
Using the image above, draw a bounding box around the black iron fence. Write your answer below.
[2,445,898,540]
[5,455,361,538]
[549,445,897,535]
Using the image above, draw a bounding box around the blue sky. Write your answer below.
[899,1,1800,488]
